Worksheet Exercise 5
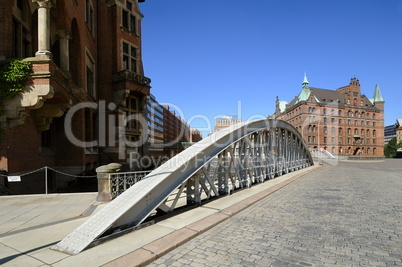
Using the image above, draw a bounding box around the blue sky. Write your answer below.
[140,0,402,137]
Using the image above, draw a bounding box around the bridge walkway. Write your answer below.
[145,159,402,267]
[0,164,319,266]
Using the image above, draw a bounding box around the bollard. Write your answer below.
[96,163,122,202]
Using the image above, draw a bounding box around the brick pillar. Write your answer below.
[96,163,122,202]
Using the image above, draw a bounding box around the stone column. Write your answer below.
[57,30,71,72]
[33,0,53,58]
[96,163,122,202]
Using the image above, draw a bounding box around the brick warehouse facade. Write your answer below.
[273,75,385,157]
[0,0,193,194]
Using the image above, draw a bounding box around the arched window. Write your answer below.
[373,130,376,136]
[361,129,365,135]
[353,98,357,106]
[323,108,327,115]
[367,129,370,136]
[323,126,328,133]
[331,127,335,134]
[354,128,358,135]
[338,110,342,116]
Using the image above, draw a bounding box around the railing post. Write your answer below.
[96,163,122,202]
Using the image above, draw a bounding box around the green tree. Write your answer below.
[384,137,402,158]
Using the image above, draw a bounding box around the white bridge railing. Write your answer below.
[109,171,151,199]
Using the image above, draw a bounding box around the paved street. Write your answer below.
[147,159,402,266]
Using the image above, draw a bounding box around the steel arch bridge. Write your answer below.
[53,119,314,255]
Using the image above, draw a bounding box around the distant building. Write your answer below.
[162,106,190,157]
[142,96,192,167]
[385,119,402,145]
[213,115,242,132]
[190,129,203,142]
[272,75,385,157]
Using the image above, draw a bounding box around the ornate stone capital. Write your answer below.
[56,29,72,40]
[32,0,53,9]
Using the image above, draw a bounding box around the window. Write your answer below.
[323,126,327,134]
[361,121,364,126]
[339,119,342,125]
[331,109,335,116]
[338,110,342,116]
[331,127,335,134]
[366,129,370,137]
[373,139,376,145]
[339,128,342,134]
[122,42,138,73]
[86,52,96,98]
[354,128,358,135]
[331,118,335,124]
[373,130,376,136]
[348,120,351,125]
[331,137,335,144]
[361,129,364,135]
[86,66,94,97]
[323,108,327,115]
[323,137,327,144]
[122,96,139,131]
[354,120,357,126]
[12,16,32,58]
[323,117,327,124]
[86,0,94,33]
[122,0,138,34]
[373,122,376,127]
[348,128,351,135]
[348,138,351,144]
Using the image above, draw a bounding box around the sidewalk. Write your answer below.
[0,164,321,267]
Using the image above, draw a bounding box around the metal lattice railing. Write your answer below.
[109,171,151,199]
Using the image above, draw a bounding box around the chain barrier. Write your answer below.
[0,167,97,178]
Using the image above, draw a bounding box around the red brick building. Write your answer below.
[0,0,152,193]
[273,75,385,157]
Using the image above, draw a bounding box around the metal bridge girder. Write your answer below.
[52,119,314,255]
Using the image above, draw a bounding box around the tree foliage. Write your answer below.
[0,59,32,115]
[384,137,402,158]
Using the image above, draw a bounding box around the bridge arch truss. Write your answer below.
[53,119,313,255]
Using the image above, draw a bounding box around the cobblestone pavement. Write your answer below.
[147,159,402,266]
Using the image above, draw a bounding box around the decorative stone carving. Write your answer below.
[32,0,53,9]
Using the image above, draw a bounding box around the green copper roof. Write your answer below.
[296,73,311,103]
[302,72,309,86]
[373,84,384,102]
